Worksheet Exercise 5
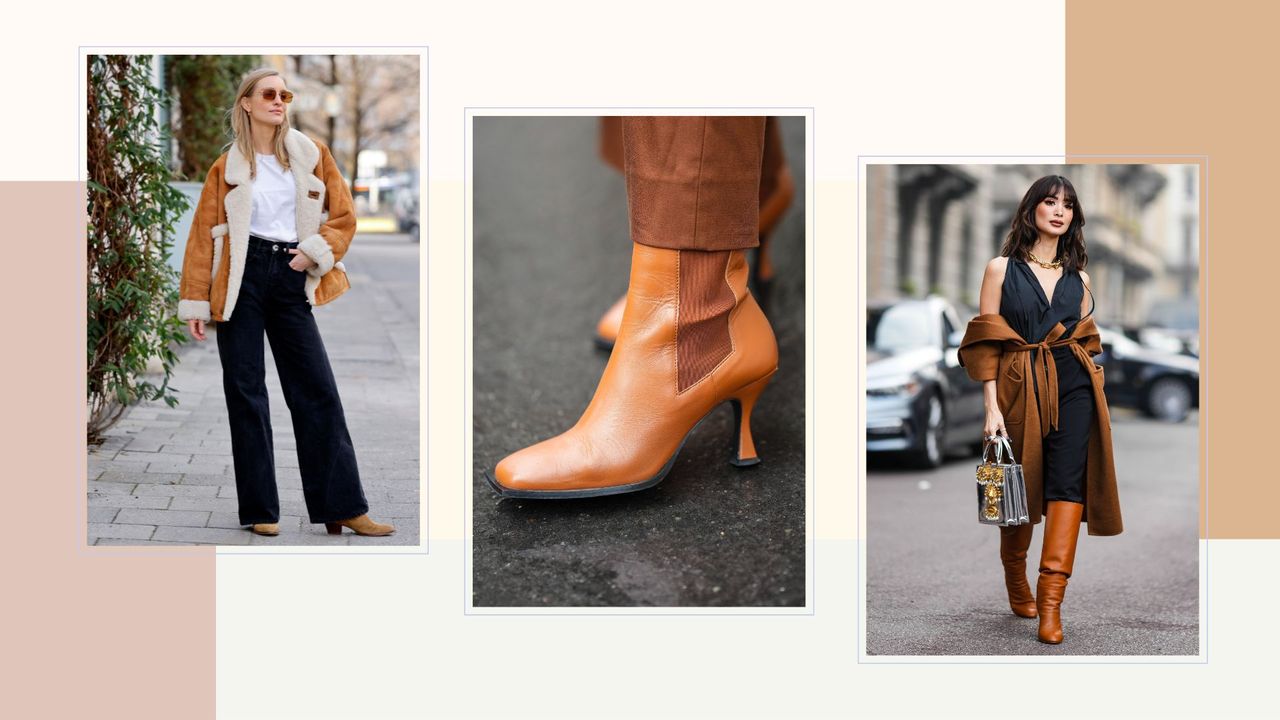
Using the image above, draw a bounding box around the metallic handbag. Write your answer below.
[976,435,1030,526]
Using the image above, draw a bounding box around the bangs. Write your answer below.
[1038,176,1079,206]
[1029,174,1080,210]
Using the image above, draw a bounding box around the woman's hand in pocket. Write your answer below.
[288,248,317,272]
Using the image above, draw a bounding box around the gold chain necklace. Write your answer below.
[1027,251,1062,270]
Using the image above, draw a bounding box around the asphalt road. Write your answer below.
[866,409,1200,655]
[471,116,806,607]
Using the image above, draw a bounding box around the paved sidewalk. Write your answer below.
[88,234,421,547]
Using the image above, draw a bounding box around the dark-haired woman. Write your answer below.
[958,175,1123,644]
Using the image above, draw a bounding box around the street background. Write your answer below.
[472,116,806,606]
[87,234,421,546]
[867,164,1199,337]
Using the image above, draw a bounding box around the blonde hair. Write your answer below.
[229,68,291,179]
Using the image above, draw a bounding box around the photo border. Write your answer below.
[856,153,1209,663]
[464,107,816,615]
[79,44,431,557]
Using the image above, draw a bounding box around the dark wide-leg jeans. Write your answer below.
[216,235,369,525]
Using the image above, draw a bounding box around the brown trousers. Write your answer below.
[599,116,779,388]
[598,116,771,252]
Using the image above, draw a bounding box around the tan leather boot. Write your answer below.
[325,514,396,537]
[999,524,1037,618]
[753,164,794,287]
[1036,501,1084,643]
[250,523,279,536]
[490,243,778,498]
[593,295,627,351]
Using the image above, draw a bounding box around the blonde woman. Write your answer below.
[177,68,393,538]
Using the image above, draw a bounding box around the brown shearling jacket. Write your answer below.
[958,314,1123,536]
[177,129,354,322]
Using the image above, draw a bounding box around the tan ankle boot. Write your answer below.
[1037,501,1084,644]
[325,514,395,537]
[593,149,793,351]
[490,244,778,498]
[593,295,627,350]
[1000,524,1037,618]
[250,523,279,536]
[753,163,794,287]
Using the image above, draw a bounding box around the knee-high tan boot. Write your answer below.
[999,524,1037,618]
[1036,500,1084,644]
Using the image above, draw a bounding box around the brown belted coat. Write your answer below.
[958,314,1123,536]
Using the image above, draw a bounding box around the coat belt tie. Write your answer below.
[1011,336,1082,438]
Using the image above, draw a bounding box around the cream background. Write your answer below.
[0,1,1272,718]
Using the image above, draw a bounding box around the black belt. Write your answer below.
[249,234,299,253]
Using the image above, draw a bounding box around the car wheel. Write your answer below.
[1146,377,1192,422]
[915,394,946,469]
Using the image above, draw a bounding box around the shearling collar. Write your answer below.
[218,128,326,319]
[223,128,320,186]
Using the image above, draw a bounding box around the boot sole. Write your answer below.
[484,396,762,500]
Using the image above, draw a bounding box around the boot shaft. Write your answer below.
[1039,501,1085,577]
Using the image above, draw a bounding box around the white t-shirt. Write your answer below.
[249,154,298,242]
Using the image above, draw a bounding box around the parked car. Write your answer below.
[867,297,985,468]
[1096,327,1200,422]
[1120,325,1199,358]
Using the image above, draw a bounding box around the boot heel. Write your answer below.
[325,522,342,535]
[728,373,774,467]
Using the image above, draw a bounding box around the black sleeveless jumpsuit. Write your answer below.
[999,257,1095,504]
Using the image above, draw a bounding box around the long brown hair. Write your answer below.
[1000,174,1088,271]
[228,68,291,179]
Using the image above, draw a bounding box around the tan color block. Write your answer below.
[1068,1,1280,538]
[0,183,214,717]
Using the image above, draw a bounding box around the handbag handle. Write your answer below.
[981,436,1003,465]
[982,434,1016,465]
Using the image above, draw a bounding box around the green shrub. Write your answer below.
[86,55,191,443]
[165,55,260,178]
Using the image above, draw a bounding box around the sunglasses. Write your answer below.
[253,88,294,104]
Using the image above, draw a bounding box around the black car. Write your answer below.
[1097,327,1200,422]
[867,297,985,468]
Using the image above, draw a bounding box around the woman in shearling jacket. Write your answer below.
[177,68,393,538]
[958,175,1122,645]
